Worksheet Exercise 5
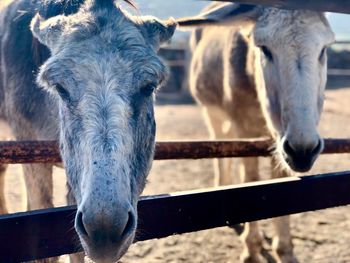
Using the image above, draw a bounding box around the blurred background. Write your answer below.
[123,1,350,102]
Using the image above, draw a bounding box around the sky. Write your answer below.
[327,13,350,41]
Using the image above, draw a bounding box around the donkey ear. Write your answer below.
[30,13,68,51]
[177,3,261,28]
[139,16,177,49]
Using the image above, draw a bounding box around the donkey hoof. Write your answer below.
[28,257,59,263]
[276,255,299,263]
[240,253,267,263]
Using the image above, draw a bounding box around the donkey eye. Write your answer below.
[319,47,327,62]
[260,46,273,61]
[141,83,157,97]
[55,84,70,101]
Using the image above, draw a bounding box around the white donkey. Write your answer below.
[0,0,176,262]
[179,3,334,263]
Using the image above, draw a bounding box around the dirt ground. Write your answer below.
[3,88,350,263]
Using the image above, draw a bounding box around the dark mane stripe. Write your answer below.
[38,0,136,19]
[29,0,85,68]
[32,0,136,66]
[94,0,137,9]
[37,0,84,19]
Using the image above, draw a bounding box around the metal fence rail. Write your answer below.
[1,138,350,163]
[1,170,350,262]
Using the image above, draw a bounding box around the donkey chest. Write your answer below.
[223,85,268,137]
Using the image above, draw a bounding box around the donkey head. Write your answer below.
[31,0,176,261]
[179,3,335,172]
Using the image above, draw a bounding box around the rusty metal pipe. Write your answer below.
[0,138,350,164]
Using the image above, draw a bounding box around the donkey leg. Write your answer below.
[241,221,265,263]
[240,158,265,263]
[22,163,60,263]
[202,106,234,186]
[271,159,297,263]
[22,163,53,210]
[0,122,11,214]
[69,252,85,263]
[271,216,296,263]
[0,164,8,214]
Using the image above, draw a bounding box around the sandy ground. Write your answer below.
[3,88,350,262]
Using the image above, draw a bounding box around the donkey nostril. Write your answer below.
[122,211,135,237]
[283,140,295,156]
[311,139,322,155]
[76,211,88,237]
[283,139,322,157]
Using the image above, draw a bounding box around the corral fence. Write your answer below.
[1,0,350,262]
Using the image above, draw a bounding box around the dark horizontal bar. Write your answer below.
[0,138,350,164]
[154,139,272,159]
[1,170,350,262]
[213,0,350,14]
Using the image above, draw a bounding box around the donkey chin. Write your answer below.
[280,137,324,173]
[79,230,135,263]
[74,207,138,263]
